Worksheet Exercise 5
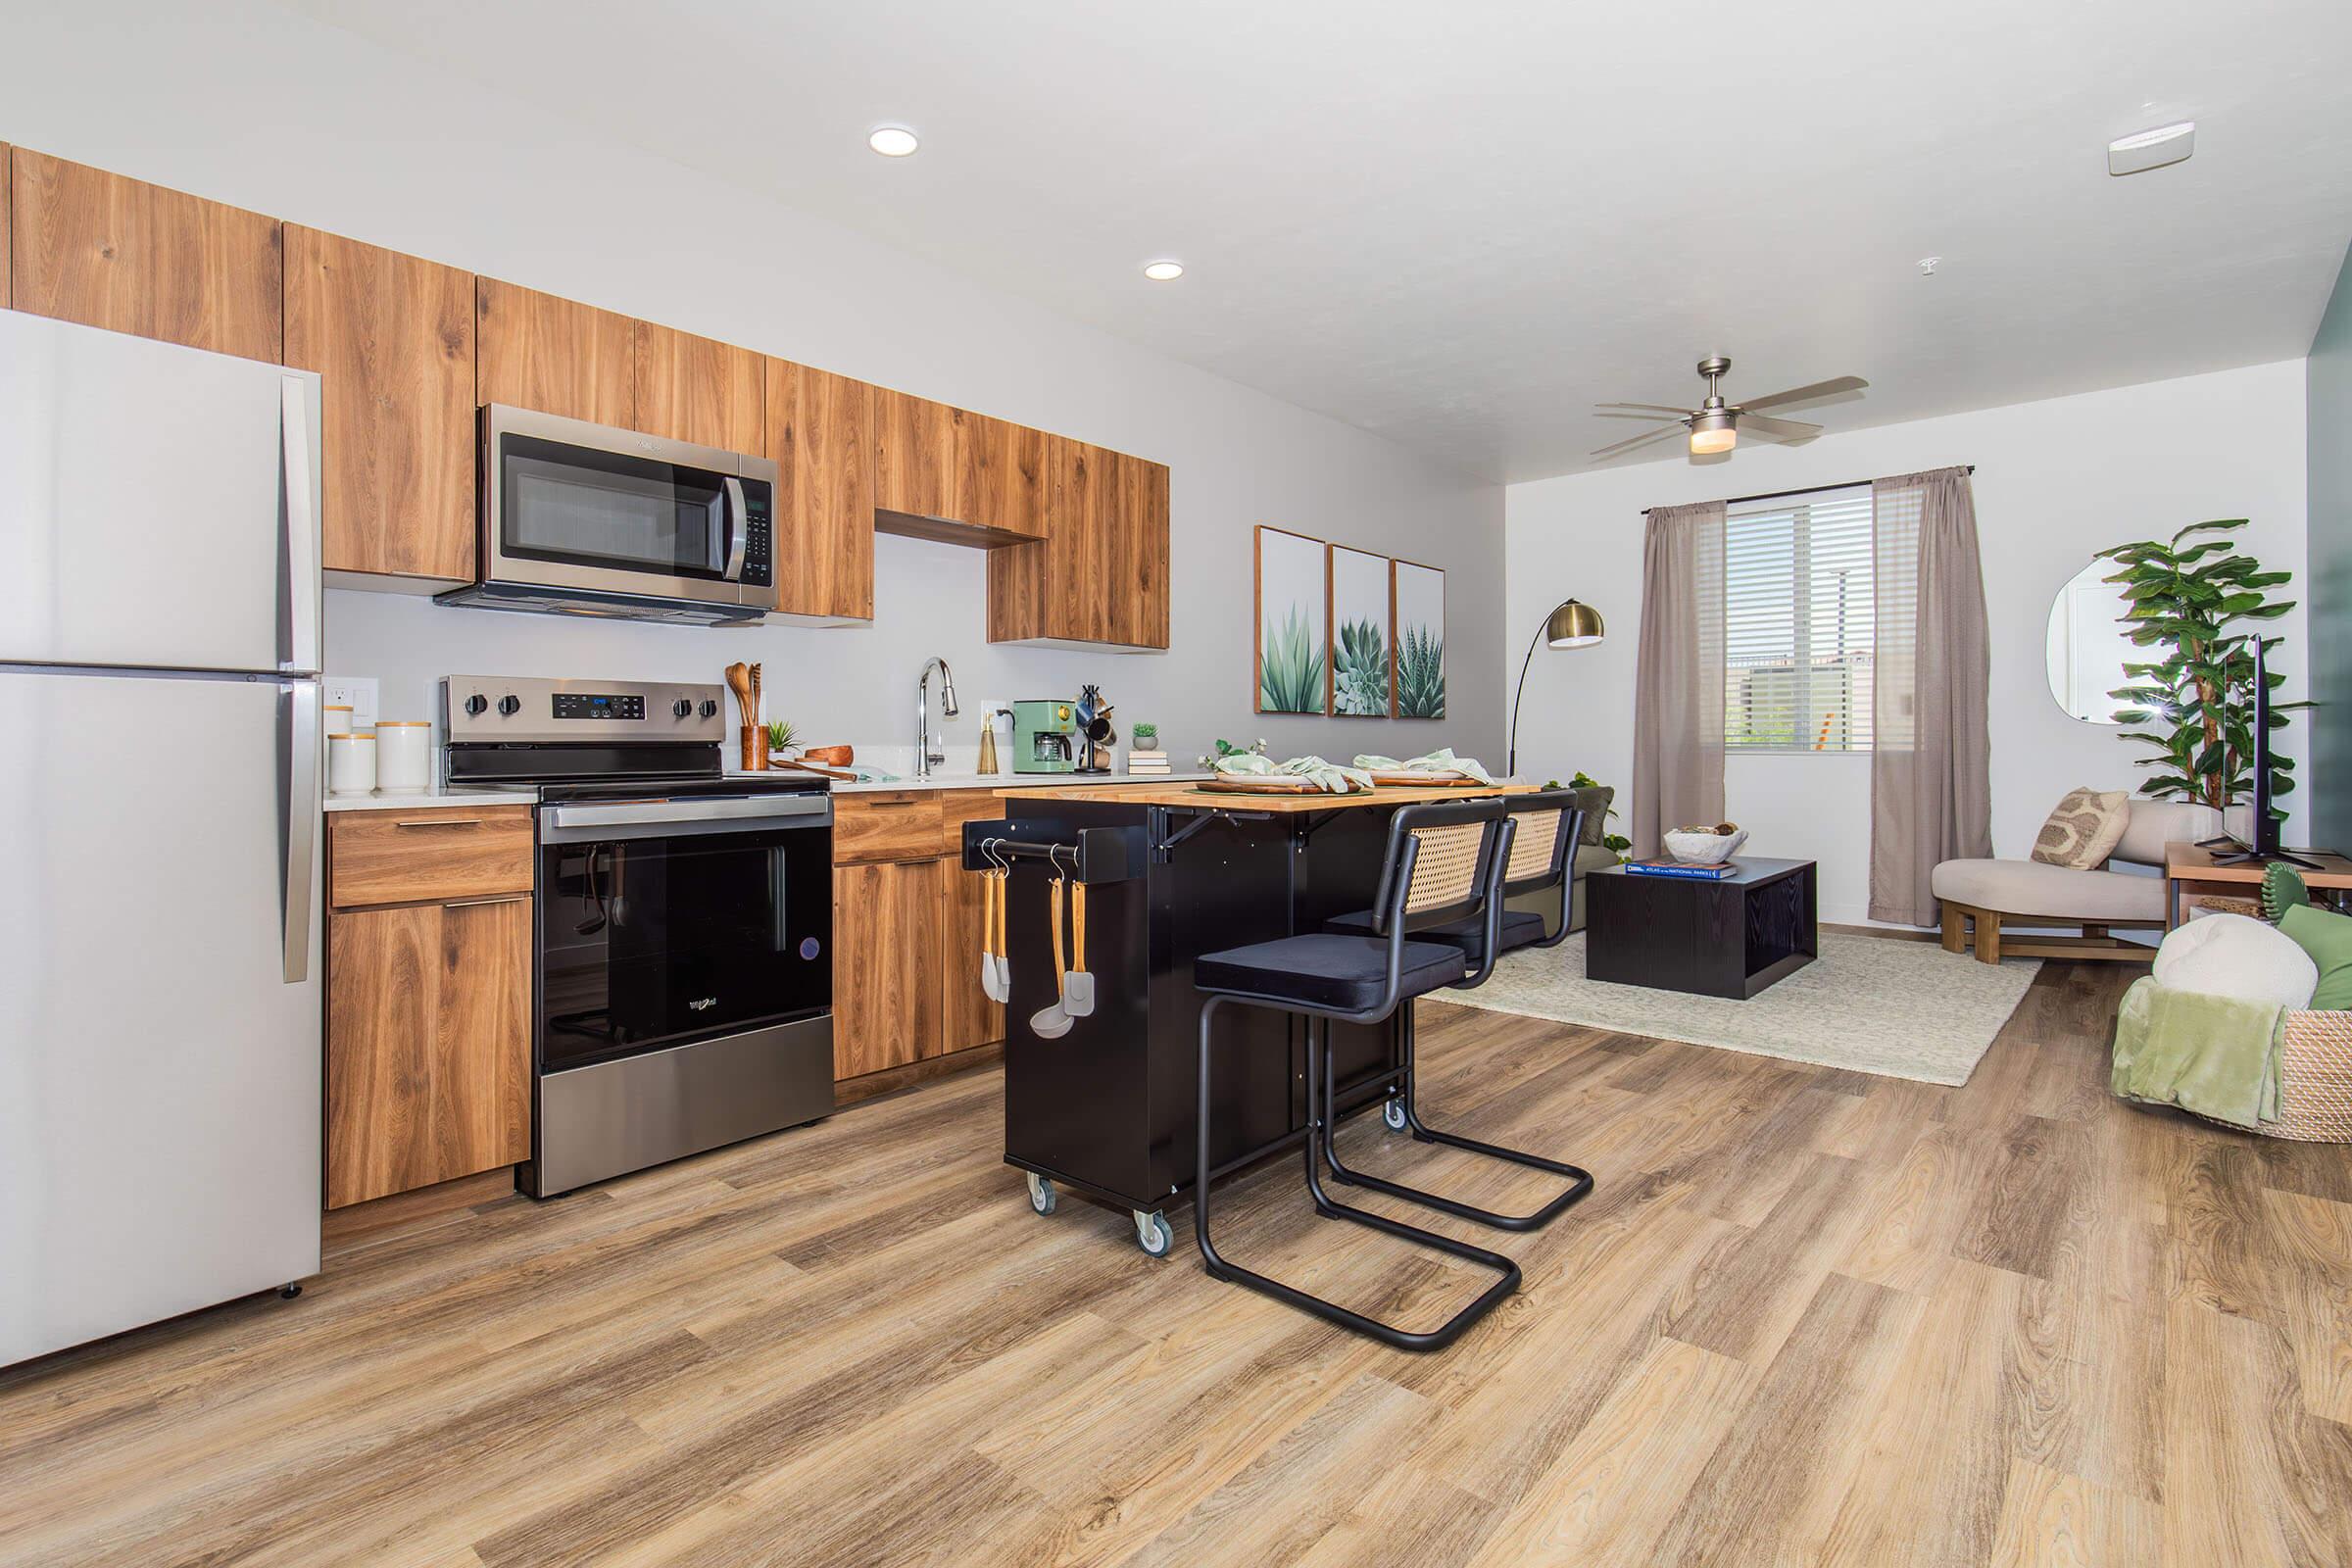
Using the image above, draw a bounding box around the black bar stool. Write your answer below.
[1191,798,1529,1351]
[1320,786,1594,1233]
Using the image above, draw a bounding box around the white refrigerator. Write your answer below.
[0,310,324,1366]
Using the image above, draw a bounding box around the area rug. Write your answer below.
[1442,932,2040,1086]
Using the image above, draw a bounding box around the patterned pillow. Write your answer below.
[2262,861,2311,923]
[2030,788,2130,869]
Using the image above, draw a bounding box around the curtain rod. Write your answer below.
[1641,466,1975,514]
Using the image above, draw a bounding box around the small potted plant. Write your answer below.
[1131,722,1158,747]
[764,718,799,764]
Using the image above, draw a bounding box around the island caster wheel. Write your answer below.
[1382,1097,1408,1132]
[1025,1172,1057,1216]
[1133,1208,1174,1258]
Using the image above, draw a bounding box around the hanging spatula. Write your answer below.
[1062,878,1095,1017]
[981,860,1009,1004]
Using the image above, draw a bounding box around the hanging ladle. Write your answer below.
[1028,857,1075,1040]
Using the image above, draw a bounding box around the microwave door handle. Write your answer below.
[722,476,749,583]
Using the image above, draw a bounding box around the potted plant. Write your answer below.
[1131,722,1159,747]
[1550,772,1634,861]
[764,718,800,761]
[2098,519,2306,818]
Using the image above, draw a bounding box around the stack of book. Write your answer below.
[1127,749,1172,775]
[1623,858,1737,880]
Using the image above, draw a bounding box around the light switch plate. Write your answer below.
[323,675,379,733]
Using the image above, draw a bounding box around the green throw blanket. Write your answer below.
[1350,748,1496,784]
[1210,752,1374,794]
[2110,976,2284,1129]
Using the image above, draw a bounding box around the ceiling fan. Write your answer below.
[1591,357,1867,461]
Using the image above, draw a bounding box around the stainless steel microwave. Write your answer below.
[436,405,778,625]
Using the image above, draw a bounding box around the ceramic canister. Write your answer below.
[374,720,431,795]
[326,732,376,798]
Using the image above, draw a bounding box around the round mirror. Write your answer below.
[2044,561,2137,724]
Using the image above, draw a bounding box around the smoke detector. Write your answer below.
[2109,122,2194,176]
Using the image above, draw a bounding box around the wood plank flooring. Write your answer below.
[5,961,2350,1566]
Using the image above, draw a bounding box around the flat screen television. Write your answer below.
[2208,636,2317,868]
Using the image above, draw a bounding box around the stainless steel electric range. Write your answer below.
[444,674,835,1198]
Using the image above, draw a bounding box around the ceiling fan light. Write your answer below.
[1689,411,1738,455]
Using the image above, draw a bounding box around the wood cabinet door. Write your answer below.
[962,413,1047,539]
[632,318,762,452]
[1109,452,1171,649]
[871,387,962,521]
[766,358,874,620]
[475,277,635,429]
[9,149,282,362]
[1050,438,1112,644]
[285,227,477,583]
[832,858,945,1079]
[326,896,530,1207]
[1,145,11,306]
[938,794,1008,1054]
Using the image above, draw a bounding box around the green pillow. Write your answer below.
[2262,861,2311,922]
[2278,904,2352,1010]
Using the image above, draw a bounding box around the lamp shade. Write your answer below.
[1544,599,1606,649]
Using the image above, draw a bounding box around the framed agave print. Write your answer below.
[1327,545,1393,716]
[1391,558,1446,718]
[1254,525,1329,713]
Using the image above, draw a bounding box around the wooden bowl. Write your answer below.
[803,745,855,765]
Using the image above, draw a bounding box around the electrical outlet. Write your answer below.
[323,675,379,733]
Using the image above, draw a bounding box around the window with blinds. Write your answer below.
[1724,485,1875,751]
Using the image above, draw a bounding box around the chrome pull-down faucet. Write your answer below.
[914,657,959,780]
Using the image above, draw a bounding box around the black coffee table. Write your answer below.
[1585,857,1818,1000]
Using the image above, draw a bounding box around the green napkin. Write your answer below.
[1350,748,1495,784]
[1212,752,1374,794]
[2110,976,2283,1129]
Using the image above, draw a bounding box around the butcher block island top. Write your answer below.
[1007,780,1539,811]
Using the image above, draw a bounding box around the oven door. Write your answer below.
[482,404,770,611]
[538,796,831,1074]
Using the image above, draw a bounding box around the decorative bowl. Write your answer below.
[1662,826,1747,865]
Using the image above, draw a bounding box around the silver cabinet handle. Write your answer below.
[443,894,528,908]
[394,817,485,828]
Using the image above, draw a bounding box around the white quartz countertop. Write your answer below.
[324,774,1207,810]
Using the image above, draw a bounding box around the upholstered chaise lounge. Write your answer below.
[1933,800,2222,963]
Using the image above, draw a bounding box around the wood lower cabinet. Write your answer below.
[326,894,531,1208]
[8,149,282,362]
[284,226,477,584]
[939,793,1009,1054]
[767,359,874,620]
[832,858,946,1078]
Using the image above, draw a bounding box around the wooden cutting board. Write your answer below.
[1366,770,1481,787]
[1196,774,1331,795]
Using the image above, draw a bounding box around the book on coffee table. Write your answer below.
[1622,858,1738,880]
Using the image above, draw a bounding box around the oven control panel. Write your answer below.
[444,675,727,745]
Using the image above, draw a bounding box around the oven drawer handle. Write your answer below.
[543,795,831,831]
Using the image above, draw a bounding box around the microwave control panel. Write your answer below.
[741,482,773,589]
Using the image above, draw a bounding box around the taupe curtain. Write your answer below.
[1631,501,1726,858]
[1870,467,1991,924]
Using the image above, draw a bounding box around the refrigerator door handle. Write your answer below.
[282,679,319,983]
[281,376,320,674]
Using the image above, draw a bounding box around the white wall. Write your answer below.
[1505,361,2310,925]
[0,1,1502,770]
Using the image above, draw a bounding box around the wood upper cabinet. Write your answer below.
[963,413,1046,540]
[832,858,945,1079]
[766,358,874,621]
[870,386,963,522]
[8,149,282,362]
[476,277,760,451]
[326,895,531,1208]
[1,145,11,305]
[284,227,477,583]
[990,437,1169,650]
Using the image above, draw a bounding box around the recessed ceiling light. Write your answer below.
[867,125,919,158]
[1142,261,1185,282]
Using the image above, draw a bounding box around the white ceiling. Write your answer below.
[291,0,2352,483]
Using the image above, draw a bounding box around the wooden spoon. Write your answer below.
[723,662,754,727]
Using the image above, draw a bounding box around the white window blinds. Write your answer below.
[1723,485,1875,751]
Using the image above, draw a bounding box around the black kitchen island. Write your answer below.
[966,781,1533,1255]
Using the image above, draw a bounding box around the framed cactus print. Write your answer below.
[1391,558,1446,719]
[1254,526,1329,714]
[1327,545,1393,717]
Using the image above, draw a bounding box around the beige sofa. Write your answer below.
[1932,799,2224,963]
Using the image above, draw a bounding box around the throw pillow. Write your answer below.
[2278,904,2352,1010]
[2153,912,2318,1010]
[2031,788,2131,869]
[2262,861,2312,922]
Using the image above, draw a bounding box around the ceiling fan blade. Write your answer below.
[1592,410,1685,424]
[1595,402,1695,416]
[1735,375,1866,414]
[1739,413,1823,442]
[1591,422,1689,459]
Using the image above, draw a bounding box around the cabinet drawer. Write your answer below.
[330,806,535,907]
[832,791,947,863]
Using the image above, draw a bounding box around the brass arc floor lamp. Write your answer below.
[1507,599,1605,777]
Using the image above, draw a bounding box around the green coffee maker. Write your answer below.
[1010,699,1078,773]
